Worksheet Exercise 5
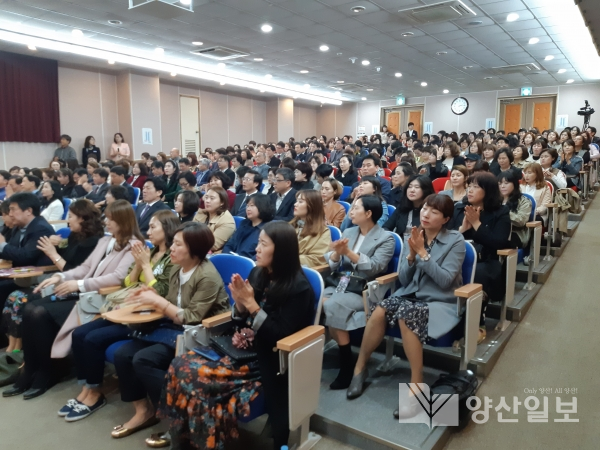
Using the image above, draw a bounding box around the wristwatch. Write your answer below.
[420,253,431,262]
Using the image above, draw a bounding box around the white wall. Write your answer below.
[294,105,317,139]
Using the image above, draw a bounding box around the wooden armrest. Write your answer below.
[497,249,518,256]
[455,283,482,298]
[202,311,232,328]
[277,325,325,352]
[312,264,329,273]
[526,221,542,228]
[38,265,59,272]
[99,285,122,295]
[375,272,398,284]
[579,171,587,174]
[546,203,558,208]
[10,271,43,278]
[0,261,12,269]
[49,220,68,225]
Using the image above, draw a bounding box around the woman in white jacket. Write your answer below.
[40,180,65,222]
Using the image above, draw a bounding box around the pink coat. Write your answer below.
[62,235,137,292]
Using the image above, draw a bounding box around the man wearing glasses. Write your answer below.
[231,170,262,217]
[269,168,297,221]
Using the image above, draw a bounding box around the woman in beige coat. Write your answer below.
[289,189,331,267]
[193,186,235,252]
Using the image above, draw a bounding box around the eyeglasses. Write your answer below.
[275,178,286,183]
[179,182,189,187]
[242,177,255,182]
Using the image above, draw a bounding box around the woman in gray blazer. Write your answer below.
[322,195,395,390]
[346,194,465,419]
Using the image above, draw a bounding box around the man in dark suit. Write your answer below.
[351,154,391,203]
[216,155,236,185]
[135,178,171,237]
[265,144,280,168]
[406,122,419,140]
[195,158,212,186]
[269,168,297,221]
[109,166,135,204]
[294,142,308,162]
[231,170,262,217]
[0,193,55,311]
[83,168,110,204]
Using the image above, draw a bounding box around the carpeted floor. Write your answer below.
[1,198,597,450]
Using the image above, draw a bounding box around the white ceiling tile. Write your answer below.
[479,0,528,15]
[279,0,327,14]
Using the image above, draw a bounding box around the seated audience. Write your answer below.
[57,168,81,199]
[346,195,464,419]
[162,161,181,208]
[21,174,42,195]
[314,164,334,191]
[490,148,519,177]
[512,145,528,169]
[135,178,171,237]
[498,170,532,249]
[151,160,165,179]
[111,222,229,440]
[84,168,110,204]
[352,155,391,203]
[539,148,567,189]
[390,164,415,207]
[439,165,468,203]
[193,186,235,252]
[216,154,236,185]
[58,210,179,422]
[289,189,331,267]
[441,141,466,171]
[521,163,552,223]
[270,168,297,221]
[174,191,198,223]
[177,172,198,195]
[321,178,346,229]
[199,172,236,209]
[341,177,389,231]
[2,200,141,399]
[222,193,273,260]
[323,195,395,389]
[418,147,449,181]
[555,139,583,188]
[293,162,314,191]
[231,170,261,217]
[39,180,65,222]
[527,139,547,163]
[127,162,148,189]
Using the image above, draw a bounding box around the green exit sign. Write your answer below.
[521,87,532,96]
[396,96,405,105]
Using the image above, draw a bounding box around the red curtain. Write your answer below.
[0,50,60,143]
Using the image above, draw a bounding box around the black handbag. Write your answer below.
[431,370,478,429]
[210,335,258,363]
[324,271,368,295]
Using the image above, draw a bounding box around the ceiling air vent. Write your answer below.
[328,83,368,92]
[491,63,541,74]
[191,46,249,61]
[399,0,476,24]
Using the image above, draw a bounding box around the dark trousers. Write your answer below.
[474,259,505,326]
[259,354,290,450]
[113,339,174,407]
[71,319,131,386]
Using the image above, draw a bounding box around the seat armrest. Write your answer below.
[546,203,557,208]
[0,261,12,269]
[98,285,122,295]
[526,221,542,228]
[38,265,59,272]
[497,249,518,256]
[10,270,44,279]
[277,325,325,352]
[455,283,482,298]
[312,264,329,274]
[49,220,68,225]
[376,272,398,284]
[202,311,232,328]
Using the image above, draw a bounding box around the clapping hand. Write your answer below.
[131,241,151,267]
[37,236,59,260]
[329,237,350,257]
[122,285,162,310]
[464,205,481,225]
[407,226,425,257]
[228,274,257,313]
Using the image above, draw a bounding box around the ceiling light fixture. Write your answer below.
[366,88,373,91]
[72,29,83,38]
[220,82,226,85]
[443,89,449,93]
[351,6,366,13]
[170,72,176,76]
[217,63,226,68]
[319,45,329,51]
[545,55,555,61]
[529,37,540,44]
[265,74,272,79]
[361,97,367,100]
[361,60,370,66]
[484,76,493,79]
[155,47,164,54]
[261,24,273,33]
[180,0,192,4]
[0,26,343,105]
[260,90,265,93]
[108,59,115,64]
[27,44,36,51]
[468,20,482,25]
[558,69,567,73]
[436,51,447,56]
[108,20,122,25]
[463,66,473,69]
[337,81,344,83]
[300,70,309,73]
[395,72,402,77]
[192,41,203,46]
[421,82,427,86]
[507,13,519,22]
[253,58,263,61]
[401,32,414,37]
[304,84,310,88]
[566,79,574,83]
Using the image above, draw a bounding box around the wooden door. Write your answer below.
[408,110,422,137]
[532,102,551,131]
[504,104,522,134]
[386,112,400,136]
[180,96,200,155]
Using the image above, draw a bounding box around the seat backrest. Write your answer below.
[233,216,245,229]
[340,186,352,201]
[302,267,324,326]
[462,241,477,284]
[545,180,554,197]
[145,240,154,249]
[327,225,341,241]
[387,204,396,216]
[56,227,71,239]
[209,253,256,304]
[432,177,450,193]
[62,198,72,220]
[383,168,391,177]
[133,187,141,205]
[338,201,351,214]
[521,193,536,222]
[386,231,402,274]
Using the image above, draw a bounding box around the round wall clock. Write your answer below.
[451,97,469,115]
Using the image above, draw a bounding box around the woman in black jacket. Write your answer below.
[389,163,415,208]
[335,155,359,187]
[383,175,434,239]
[82,136,101,166]
[157,221,314,450]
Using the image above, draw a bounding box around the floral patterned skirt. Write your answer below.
[1,290,30,338]
[373,296,430,344]
[158,351,262,450]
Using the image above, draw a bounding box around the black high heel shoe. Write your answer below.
[346,368,369,399]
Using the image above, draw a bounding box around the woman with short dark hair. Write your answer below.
[82,136,101,166]
[127,162,148,189]
[40,180,64,222]
[174,191,199,223]
[498,170,532,249]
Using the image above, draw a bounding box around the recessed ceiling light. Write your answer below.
[108,20,122,25]
[27,44,36,51]
[557,69,567,73]
[265,74,272,79]
[566,79,574,83]
[253,58,263,61]
[304,84,311,88]
[395,72,402,77]
[334,91,341,96]
[337,80,344,83]
[300,70,309,73]
[529,37,539,45]
[220,82,226,85]
[108,60,115,65]
[72,29,83,37]
[436,51,447,56]
[180,0,192,5]
[192,41,203,46]
[260,90,265,93]
[468,20,482,25]
[463,66,473,69]
[443,89,449,94]
[361,60,370,66]
[421,82,428,86]
[484,76,493,79]
[361,97,367,100]
[401,32,414,37]
[261,24,273,33]
[217,63,226,68]
[507,13,519,22]
[170,72,177,77]
[545,55,554,61]
[319,45,329,51]
[352,6,366,13]
[155,47,164,54]
[366,88,373,91]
